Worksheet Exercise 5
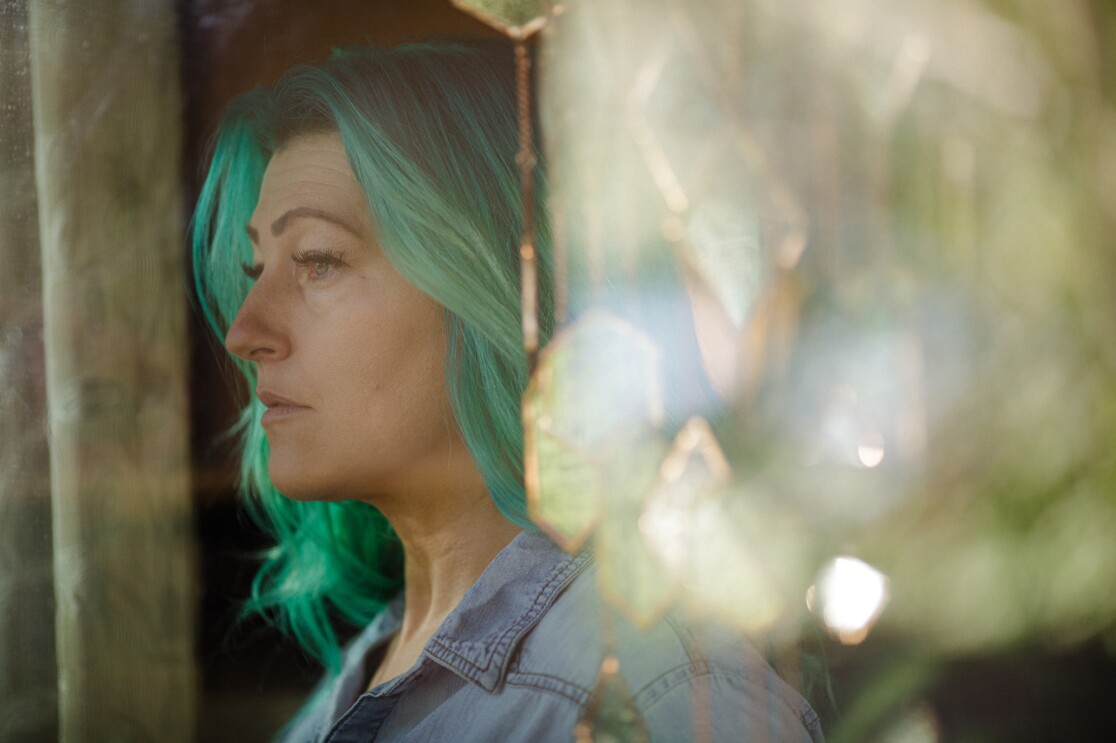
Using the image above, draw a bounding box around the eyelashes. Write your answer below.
[240,249,347,283]
[292,249,346,280]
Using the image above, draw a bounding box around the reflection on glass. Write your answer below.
[451,0,548,39]
[808,556,889,644]
[575,655,649,743]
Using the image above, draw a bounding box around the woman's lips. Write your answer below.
[257,389,311,425]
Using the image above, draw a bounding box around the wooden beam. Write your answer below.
[27,1,197,740]
[0,1,58,740]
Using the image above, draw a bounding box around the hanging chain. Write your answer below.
[514,38,540,375]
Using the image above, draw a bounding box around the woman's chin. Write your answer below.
[268,466,342,502]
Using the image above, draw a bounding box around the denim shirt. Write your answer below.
[279,531,824,742]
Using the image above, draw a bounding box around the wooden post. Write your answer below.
[0,2,58,741]
[26,0,197,740]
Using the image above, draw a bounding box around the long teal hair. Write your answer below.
[192,41,552,674]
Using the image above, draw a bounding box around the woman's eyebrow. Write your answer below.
[271,207,362,238]
[245,207,362,245]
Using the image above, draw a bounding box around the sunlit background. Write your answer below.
[537,0,1116,639]
[478,0,1116,739]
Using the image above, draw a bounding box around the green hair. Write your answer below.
[192,41,552,674]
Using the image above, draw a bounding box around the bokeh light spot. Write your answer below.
[809,556,890,644]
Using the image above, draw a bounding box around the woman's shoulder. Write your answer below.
[512,554,825,742]
[278,531,822,742]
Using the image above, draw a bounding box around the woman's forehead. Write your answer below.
[251,133,370,235]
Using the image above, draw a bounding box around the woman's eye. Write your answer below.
[292,250,345,281]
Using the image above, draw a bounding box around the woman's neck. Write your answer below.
[364,477,521,689]
[391,491,521,643]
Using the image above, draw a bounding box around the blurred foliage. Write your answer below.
[535,0,1116,737]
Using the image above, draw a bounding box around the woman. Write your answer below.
[194,41,823,742]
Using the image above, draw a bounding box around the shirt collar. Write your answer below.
[321,597,404,724]
[423,530,592,692]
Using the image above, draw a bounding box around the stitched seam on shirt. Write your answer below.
[428,549,594,679]
[800,703,821,731]
[637,664,809,736]
[505,670,590,705]
[494,549,594,654]
[654,617,818,736]
[664,609,705,664]
[321,702,363,742]
[632,659,717,711]
[322,694,401,743]
[621,611,716,711]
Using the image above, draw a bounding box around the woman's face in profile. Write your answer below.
[225,132,467,504]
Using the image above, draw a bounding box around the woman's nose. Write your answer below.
[224,282,290,362]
